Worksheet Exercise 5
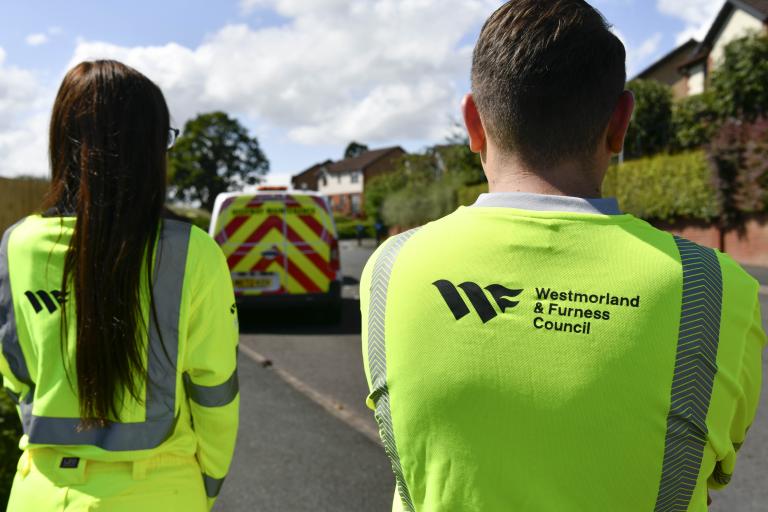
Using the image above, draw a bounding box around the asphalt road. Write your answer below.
[218,240,392,512]
[219,240,768,512]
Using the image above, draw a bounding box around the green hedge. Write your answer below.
[166,205,212,231]
[0,393,21,506]
[381,178,459,228]
[457,183,488,206]
[334,216,375,240]
[603,151,718,221]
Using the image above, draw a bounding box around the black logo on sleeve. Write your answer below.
[25,290,67,314]
[433,280,523,324]
[59,457,80,469]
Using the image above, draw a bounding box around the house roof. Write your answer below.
[324,146,404,175]
[292,160,332,182]
[679,0,768,70]
[733,0,768,19]
[704,1,767,47]
[677,45,711,71]
[634,39,700,79]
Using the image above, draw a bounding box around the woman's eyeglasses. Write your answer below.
[167,128,180,150]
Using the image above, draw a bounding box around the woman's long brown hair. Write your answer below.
[43,60,170,426]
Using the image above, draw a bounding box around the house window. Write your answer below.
[350,171,360,184]
[337,175,342,184]
[322,177,327,187]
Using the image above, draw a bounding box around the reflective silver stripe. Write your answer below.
[203,473,225,498]
[184,368,239,407]
[0,220,35,394]
[367,228,420,512]
[654,237,723,512]
[25,220,191,451]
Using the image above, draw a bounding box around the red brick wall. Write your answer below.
[654,215,768,267]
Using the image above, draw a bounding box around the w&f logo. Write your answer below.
[433,280,523,324]
[25,290,67,314]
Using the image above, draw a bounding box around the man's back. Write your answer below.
[361,194,765,511]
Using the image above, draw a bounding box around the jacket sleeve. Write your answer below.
[183,231,240,510]
[708,294,766,490]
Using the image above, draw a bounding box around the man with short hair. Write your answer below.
[360,1,766,510]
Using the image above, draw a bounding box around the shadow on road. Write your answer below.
[238,298,362,336]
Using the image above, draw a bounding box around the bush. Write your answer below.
[457,183,488,206]
[625,79,674,159]
[166,205,212,231]
[381,175,461,228]
[672,92,719,151]
[364,170,408,221]
[334,216,375,240]
[365,141,486,223]
[603,151,718,221]
[0,392,21,506]
[710,33,768,121]
[708,118,768,230]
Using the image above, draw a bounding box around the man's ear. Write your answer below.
[462,93,486,154]
[606,90,635,154]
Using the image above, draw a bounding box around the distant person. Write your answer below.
[360,1,765,511]
[0,60,239,511]
[374,220,385,245]
[356,222,365,246]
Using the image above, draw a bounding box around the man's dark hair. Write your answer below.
[471,0,626,169]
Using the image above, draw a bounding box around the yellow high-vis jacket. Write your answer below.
[0,216,240,508]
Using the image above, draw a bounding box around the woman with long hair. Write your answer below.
[0,60,239,511]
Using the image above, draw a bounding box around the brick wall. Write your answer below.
[654,215,768,267]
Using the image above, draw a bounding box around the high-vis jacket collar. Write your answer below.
[472,192,622,215]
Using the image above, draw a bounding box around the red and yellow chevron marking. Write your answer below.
[214,193,336,296]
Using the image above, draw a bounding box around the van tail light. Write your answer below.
[330,238,341,274]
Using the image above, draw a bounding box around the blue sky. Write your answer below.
[0,0,725,184]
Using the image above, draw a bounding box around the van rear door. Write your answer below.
[283,194,337,295]
[213,194,287,296]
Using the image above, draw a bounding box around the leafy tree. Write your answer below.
[441,121,485,185]
[364,168,407,221]
[672,92,719,151]
[344,141,369,159]
[364,121,485,227]
[625,79,674,159]
[710,33,768,121]
[430,144,485,186]
[169,112,269,212]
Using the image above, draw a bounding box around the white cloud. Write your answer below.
[656,0,723,44]
[239,0,263,15]
[70,0,497,147]
[613,29,663,76]
[0,48,50,177]
[25,33,49,46]
[631,32,664,75]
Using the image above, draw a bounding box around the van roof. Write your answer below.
[214,189,329,202]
